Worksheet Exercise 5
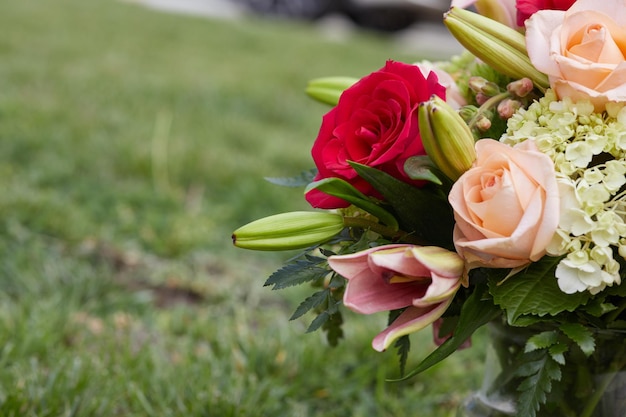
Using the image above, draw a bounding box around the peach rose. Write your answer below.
[526,0,626,111]
[448,139,560,269]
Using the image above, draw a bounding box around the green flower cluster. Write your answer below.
[501,90,626,294]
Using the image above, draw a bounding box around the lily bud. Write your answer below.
[233,211,344,251]
[305,76,358,106]
[468,76,501,97]
[444,7,549,90]
[419,95,477,181]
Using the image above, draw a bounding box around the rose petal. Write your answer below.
[526,10,567,76]
[568,0,626,26]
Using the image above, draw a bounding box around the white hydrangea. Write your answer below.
[500,89,626,294]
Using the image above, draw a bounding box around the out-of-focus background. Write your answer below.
[0,0,484,415]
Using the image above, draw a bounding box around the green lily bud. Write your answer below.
[444,7,549,90]
[305,76,358,106]
[232,211,344,251]
[418,95,477,181]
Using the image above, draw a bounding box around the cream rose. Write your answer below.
[526,0,626,111]
[448,139,560,269]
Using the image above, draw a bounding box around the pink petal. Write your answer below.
[372,299,452,352]
[413,274,461,307]
[409,246,464,278]
[368,246,431,278]
[342,269,426,314]
[328,244,408,280]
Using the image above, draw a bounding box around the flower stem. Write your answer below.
[468,91,511,130]
[341,217,426,245]
[580,346,626,417]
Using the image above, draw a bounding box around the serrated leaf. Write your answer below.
[583,299,618,317]
[397,283,500,380]
[488,257,590,323]
[548,343,567,365]
[307,311,329,333]
[525,331,558,353]
[264,259,329,290]
[394,335,411,377]
[290,290,329,321]
[322,310,343,347]
[305,177,399,230]
[349,162,454,248]
[265,169,317,187]
[560,323,595,356]
[515,350,562,417]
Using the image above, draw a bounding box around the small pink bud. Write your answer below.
[507,78,534,98]
[497,98,522,119]
[475,116,492,132]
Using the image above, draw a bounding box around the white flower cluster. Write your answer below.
[501,90,626,294]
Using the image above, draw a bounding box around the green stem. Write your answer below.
[468,91,511,130]
[342,217,426,245]
[580,346,626,417]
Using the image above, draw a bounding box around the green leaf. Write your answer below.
[322,309,344,347]
[265,169,317,187]
[525,331,558,353]
[290,289,329,321]
[307,310,330,333]
[305,177,399,230]
[394,335,411,377]
[397,284,500,380]
[548,343,568,365]
[488,257,590,323]
[515,350,562,417]
[560,323,595,357]
[349,162,454,248]
[403,156,443,185]
[264,258,329,290]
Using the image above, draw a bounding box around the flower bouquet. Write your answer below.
[232,0,626,415]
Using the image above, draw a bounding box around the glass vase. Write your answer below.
[458,320,626,417]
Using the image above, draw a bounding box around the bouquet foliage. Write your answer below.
[233,1,626,415]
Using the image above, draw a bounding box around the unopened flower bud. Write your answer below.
[507,78,534,98]
[458,105,479,123]
[444,7,549,90]
[475,115,492,132]
[475,92,490,106]
[419,95,477,181]
[305,77,358,106]
[497,98,522,119]
[468,76,501,97]
[233,211,344,250]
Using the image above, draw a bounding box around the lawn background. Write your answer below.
[0,1,485,415]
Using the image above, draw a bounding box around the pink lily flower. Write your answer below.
[328,244,464,351]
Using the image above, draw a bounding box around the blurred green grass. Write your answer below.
[0,0,485,415]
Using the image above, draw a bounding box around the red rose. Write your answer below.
[305,60,446,209]
[516,0,575,26]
